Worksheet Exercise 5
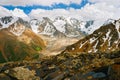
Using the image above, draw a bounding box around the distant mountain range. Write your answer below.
[0,16,103,38]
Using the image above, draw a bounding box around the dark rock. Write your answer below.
[0,73,11,80]
[92,72,106,78]
[108,64,120,80]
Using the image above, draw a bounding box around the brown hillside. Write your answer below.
[0,28,46,63]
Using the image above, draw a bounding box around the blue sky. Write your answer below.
[3,0,90,14]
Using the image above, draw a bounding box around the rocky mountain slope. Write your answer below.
[0,17,45,63]
[63,19,120,53]
[0,50,119,80]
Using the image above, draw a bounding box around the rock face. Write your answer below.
[0,50,119,80]
[63,19,120,53]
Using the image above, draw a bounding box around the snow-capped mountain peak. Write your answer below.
[11,8,30,21]
[11,8,28,17]
[30,16,87,38]
[114,19,120,38]
[0,6,12,17]
[0,16,18,29]
[30,19,39,33]
[1,14,118,39]
[53,17,66,33]
[0,16,31,36]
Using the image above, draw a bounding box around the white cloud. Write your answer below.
[88,0,120,7]
[0,0,82,6]
[29,8,83,20]
[79,3,120,20]
[29,2,120,20]
[0,6,12,17]
[11,8,28,17]
[0,6,29,21]
[10,8,30,21]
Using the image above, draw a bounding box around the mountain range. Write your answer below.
[0,15,106,38]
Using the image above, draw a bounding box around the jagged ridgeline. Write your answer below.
[0,17,46,63]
